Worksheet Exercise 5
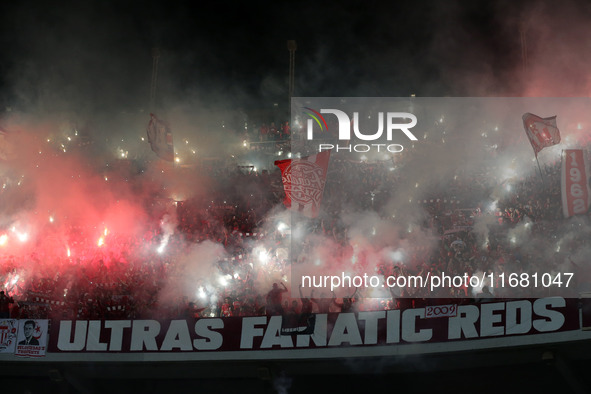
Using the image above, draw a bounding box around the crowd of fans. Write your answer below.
[252,121,291,142]
[0,123,589,322]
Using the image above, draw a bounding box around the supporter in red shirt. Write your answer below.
[269,122,278,140]
[221,297,233,317]
[281,121,290,138]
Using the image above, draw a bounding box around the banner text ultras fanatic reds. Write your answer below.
[53,297,568,352]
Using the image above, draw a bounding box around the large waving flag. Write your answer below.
[274,150,331,218]
[146,113,174,161]
[522,113,561,157]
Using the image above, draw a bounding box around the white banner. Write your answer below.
[15,319,48,357]
[0,319,18,353]
[561,149,590,218]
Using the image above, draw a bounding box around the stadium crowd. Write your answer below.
[0,125,589,322]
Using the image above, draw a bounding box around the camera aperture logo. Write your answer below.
[303,107,418,153]
[302,107,329,133]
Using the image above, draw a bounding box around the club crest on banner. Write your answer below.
[0,319,17,353]
[275,150,331,218]
[282,161,326,206]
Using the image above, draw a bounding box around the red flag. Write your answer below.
[522,113,561,157]
[561,149,590,218]
[147,113,174,161]
[274,150,331,218]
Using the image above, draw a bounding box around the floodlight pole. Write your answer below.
[288,40,297,120]
[150,47,161,111]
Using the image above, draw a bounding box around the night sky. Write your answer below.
[0,0,590,118]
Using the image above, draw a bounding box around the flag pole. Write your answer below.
[535,155,545,186]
